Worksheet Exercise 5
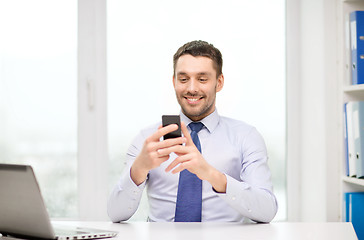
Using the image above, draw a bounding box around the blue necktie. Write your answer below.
[174,122,204,222]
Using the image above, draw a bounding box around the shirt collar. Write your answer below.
[179,109,220,133]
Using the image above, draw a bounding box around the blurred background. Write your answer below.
[0,0,286,221]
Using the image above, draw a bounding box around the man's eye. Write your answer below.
[179,78,188,82]
[199,78,208,82]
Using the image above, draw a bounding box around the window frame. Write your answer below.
[78,0,108,220]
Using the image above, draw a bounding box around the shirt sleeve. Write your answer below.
[107,131,146,222]
[215,127,278,223]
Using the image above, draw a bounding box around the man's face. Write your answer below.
[173,54,224,121]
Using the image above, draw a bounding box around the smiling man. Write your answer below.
[173,54,223,121]
[107,40,278,223]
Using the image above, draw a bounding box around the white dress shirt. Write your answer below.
[107,110,278,222]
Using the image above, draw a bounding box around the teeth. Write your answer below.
[187,98,199,102]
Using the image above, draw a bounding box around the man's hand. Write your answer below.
[130,124,186,186]
[163,122,227,193]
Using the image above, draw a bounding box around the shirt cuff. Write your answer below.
[116,167,146,199]
[127,167,146,190]
[215,174,250,203]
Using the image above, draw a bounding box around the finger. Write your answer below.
[145,136,185,156]
[165,156,183,172]
[149,124,179,141]
[157,155,170,163]
[180,122,194,146]
[157,136,186,150]
[157,140,188,156]
[171,162,189,174]
[165,154,191,172]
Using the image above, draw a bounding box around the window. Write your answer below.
[107,0,286,221]
[0,0,285,221]
[0,0,77,218]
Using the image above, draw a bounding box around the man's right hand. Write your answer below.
[130,124,187,186]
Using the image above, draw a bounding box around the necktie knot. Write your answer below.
[188,122,203,154]
[189,122,204,133]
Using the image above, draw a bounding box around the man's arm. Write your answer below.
[107,131,148,223]
[107,124,186,222]
[217,174,277,223]
[107,163,146,222]
[162,123,277,223]
[216,128,278,223]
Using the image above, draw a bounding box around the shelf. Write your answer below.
[340,0,364,221]
[343,84,364,102]
[343,0,364,3]
[342,176,364,186]
[343,84,364,92]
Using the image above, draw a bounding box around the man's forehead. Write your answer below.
[176,54,213,64]
[175,55,216,75]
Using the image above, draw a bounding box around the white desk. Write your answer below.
[47,221,357,240]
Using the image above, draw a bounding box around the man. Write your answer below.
[107,40,278,222]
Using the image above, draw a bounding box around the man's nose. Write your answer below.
[186,79,198,93]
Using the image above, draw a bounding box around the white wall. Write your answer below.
[287,0,340,222]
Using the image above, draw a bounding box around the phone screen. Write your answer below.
[162,115,181,140]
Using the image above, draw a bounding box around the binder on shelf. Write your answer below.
[346,102,357,177]
[353,101,364,178]
[350,11,364,85]
[344,103,350,176]
[343,192,364,239]
[346,14,353,85]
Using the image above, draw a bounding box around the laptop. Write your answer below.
[0,163,118,240]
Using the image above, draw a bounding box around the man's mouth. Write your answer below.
[185,96,202,104]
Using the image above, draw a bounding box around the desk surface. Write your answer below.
[45,221,357,240]
[0,221,357,240]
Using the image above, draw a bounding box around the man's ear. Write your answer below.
[172,75,176,88]
[216,74,224,92]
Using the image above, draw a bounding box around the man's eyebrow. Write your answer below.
[196,72,210,76]
[177,72,188,76]
[176,72,211,76]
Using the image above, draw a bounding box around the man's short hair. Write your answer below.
[173,40,223,78]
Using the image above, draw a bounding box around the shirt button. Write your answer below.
[232,196,236,201]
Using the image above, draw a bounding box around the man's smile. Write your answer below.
[185,96,203,104]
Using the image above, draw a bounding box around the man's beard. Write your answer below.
[178,93,216,121]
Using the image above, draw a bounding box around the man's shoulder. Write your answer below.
[128,122,160,149]
[139,122,161,137]
[218,116,266,146]
[219,116,255,132]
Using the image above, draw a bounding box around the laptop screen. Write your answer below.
[0,164,117,240]
[0,164,56,239]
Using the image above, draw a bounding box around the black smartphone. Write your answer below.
[162,115,181,140]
